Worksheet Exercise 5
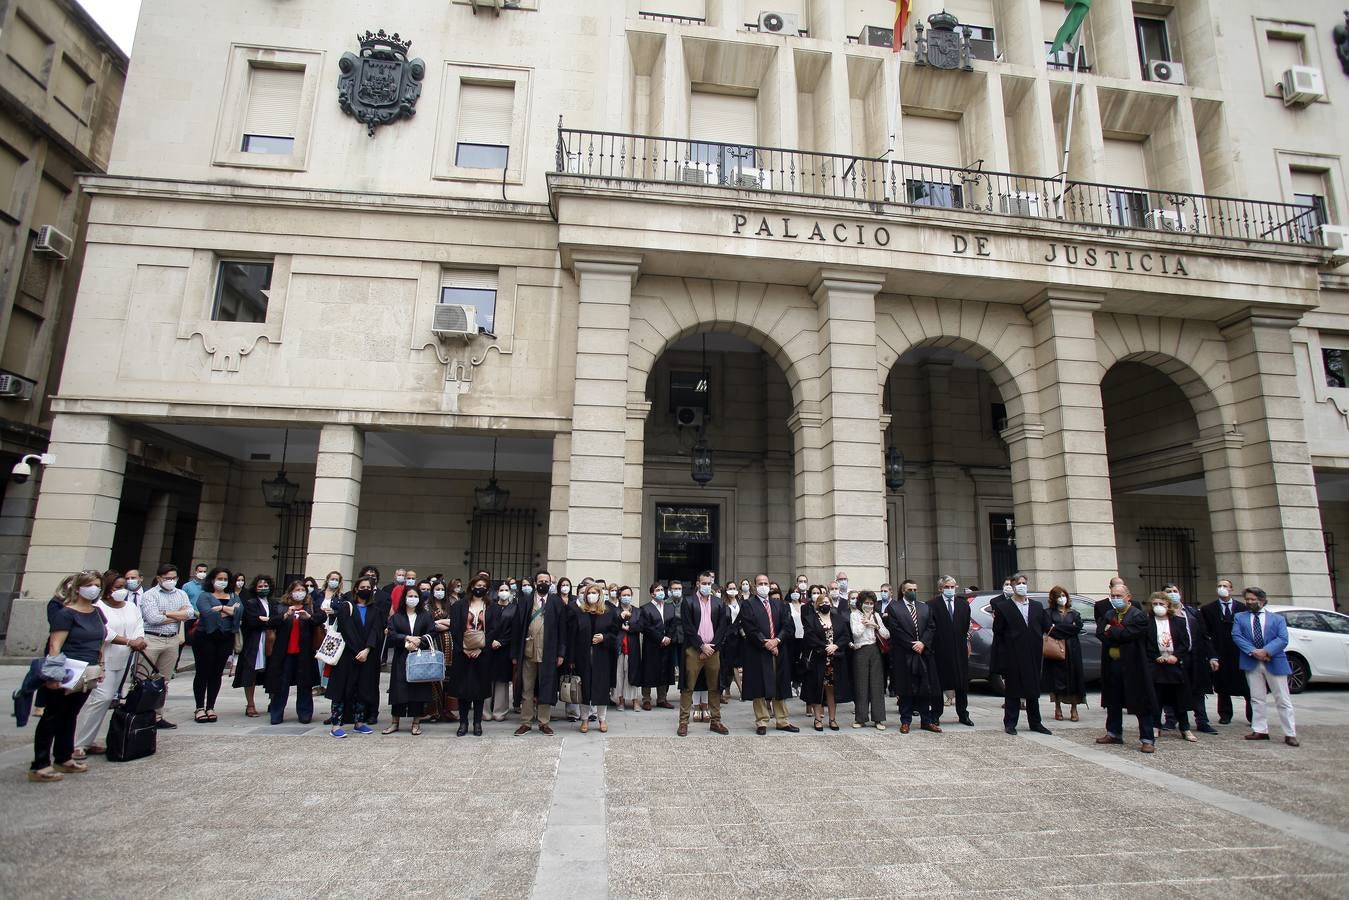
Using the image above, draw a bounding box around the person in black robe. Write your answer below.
[325,576,385,737]
[638,587,680,710]
[451,577,498,736]
[385,585,435,735]
[884,580,940,733]
[1200,579,1251,725]
[1145,591,1197,743]
[572,588,621,733]
[990,574,1052,735]
[231,575,274,718]
[1166,585,1217,734]
[1040,585,1086,722]
[739,574,797,734]
[927,576,973,727]
[513,570,569,735]
[613,588,642,711]
[264,581,324,725]
[1095,582,1157,751]
[487,582,518,721]
[801,592,853,730]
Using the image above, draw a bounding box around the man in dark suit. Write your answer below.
[885,579,940,733]
[740,573,797,735]
[638,586,679,710]
[991,573,1052,735]
[928,575,973,727]
[1095,580,1157,751]
[677,570,732,736]
[1201,578,1251,725]
[513,569,568,736]
[1163,584,1218,734]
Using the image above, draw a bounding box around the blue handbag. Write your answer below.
[404,635,445,684]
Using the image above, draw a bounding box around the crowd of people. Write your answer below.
[25,563,1302,781]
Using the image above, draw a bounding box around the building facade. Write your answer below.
[7,0,1349,651]
[0,0,125,640]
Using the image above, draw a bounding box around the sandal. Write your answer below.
[205,710,218,723]
[580,720,589,733]
[410,724,422,736]
[1070,708,1080,722]
[599,721,608,733]
[245,706,260,718]
[86,745,106,755]
[828,720,839,731]
[28,768,62,782]
[54,760,88,774]
[194,710,209,723]
[71,748,87,761]
[814,717,824,732]
[381,724,401,735]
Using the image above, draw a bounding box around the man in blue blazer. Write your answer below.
[1231,587,1299,746]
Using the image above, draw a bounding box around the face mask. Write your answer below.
[498,589,511,601]
[741,582,750,593]
[654,590,665,601]
[942,588,956,600]
[1217,587,1230,598]
[838,580,849,591]
[328,579,340,590]
[789,591,800,601]
[434,589,446,600]
[904,591,918,603]
[356,588,373,601]
[1109,597,1125,609]
[405,596,420,609]
[472,587,487,597]
[160,579,177,591]
[394,576,406,585]
[1056,596,1068,607]
[1165,591,1180,603]
[671,588,683,599]
[214,580,229,591]
[1002,585,1013,597]
[726,590,739,599]
[78,584,101,601]
[796,582,808,592]
[126,578,140,591]
[621,595,633,605]
[194,571,207,581]
[863,603,875,614]
[257,586,271,596]
[586,594,599,605]
[879,591,889,602]
[1246,601,1262,613]
[560,585,571,595]
[291,590,306,602]
[829,589,840,600]
[111,588,128,603]
[601,591,611,602]
[815,600,831,611]
[522,585,534,595]
[1152,604,1167,617]
[1014,584,1028,597]
[755,585,770,599]
[698,584,711,596]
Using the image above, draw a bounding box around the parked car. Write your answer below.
[966,592,1103,694]
[1265,605,1349,693]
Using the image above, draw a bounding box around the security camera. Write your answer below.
[9,460,30,484]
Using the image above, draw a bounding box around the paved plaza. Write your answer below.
[2,663,1348,899]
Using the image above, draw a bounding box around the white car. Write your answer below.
[1266,605,1349,693]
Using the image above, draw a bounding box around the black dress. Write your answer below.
[573,604,621,706]
[388,608,435,715]
[489,600,518,685]
[801,607,854,705]
[450,601,496,701]
[1041,607,1086,704]
[232,594,271,688]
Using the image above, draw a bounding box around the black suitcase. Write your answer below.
[106,707,157,762]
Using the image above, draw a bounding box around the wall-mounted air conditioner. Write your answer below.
[1281,66,1325,107]
[1145,209,1188,232]
[432,303,478,339]
[1320,224,1349,258]
[679,161,716,184]
[675,406,705,428]
[1146,59,1185,84]
[470,0,502,14]
[757,11,799,35]
[1000,192,1044,218]
[33,225,73,259]
[732,167,772,190]
[0,373,35,401]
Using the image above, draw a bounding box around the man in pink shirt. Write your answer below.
[677,570,732,736]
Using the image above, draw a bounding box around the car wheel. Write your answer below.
[1287,654,1310,694]
[987,674,1005,696]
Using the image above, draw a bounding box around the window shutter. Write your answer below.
[1103,138,1149,188]
[441,269,498,291]
[1290,170,1325,198]
[946,0,993,28]
[457,83,514,146]
[902,115,962,167]
[689,92,758,145]
[244,66,303,137]
[1040,0,1067,42]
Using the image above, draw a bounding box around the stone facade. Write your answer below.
[7,0,1349,652]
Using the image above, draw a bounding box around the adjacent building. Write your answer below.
[7,0,1349,651]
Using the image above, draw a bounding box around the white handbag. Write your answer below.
[315,604,348,667]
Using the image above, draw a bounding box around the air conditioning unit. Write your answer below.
[674,406,705,428]
[0,373,34,401]
[732,167,772,190]
[1000,191,1045,218]
[1145,209,1189,232]
[33,225,73,259]
[757,11,799,35]
[469,0,502,14]
[969,38,996,62]
[1320,224,1349,258]
[679,161,716,185]
[859,25,894,48]
[432,303,478,339]
[1281,66,1325,107]
[1146,59,1185,84]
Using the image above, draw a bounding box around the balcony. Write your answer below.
[552,127,1324,248]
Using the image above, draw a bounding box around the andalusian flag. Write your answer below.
[1049,0,1092,53]
[893,0,911,52]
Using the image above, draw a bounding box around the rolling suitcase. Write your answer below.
[105,652,162,762]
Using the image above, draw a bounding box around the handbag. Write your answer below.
[463,629,487,652]
[559,674,582,705]
[124,651,167,714]
[405,635,446,684]
[1042,634,1067,661]
[315,604,348,667]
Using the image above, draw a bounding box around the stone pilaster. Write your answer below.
[546,432,572,574]
[1021,291,1118,593]
[138,491,177,572]
[622,397,650,588]
[190,462,232,569]
[303,425,364,581]
[0,476,38,637]
[1215,309,1333,606]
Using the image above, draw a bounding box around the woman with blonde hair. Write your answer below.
[31,571,107,782]
[573,582,620,733]
[1146,590,1198,743]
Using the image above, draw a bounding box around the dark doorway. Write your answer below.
[655,504,718,586]
[466,508,540,584]
[989,513,1018,586]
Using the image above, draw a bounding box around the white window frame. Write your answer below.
[212,45,324,171]
[439,269,499,335]
[1253,19,1326,100]
[1275,150,1345,227]
[434,62,531,185]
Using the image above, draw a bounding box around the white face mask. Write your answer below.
[726,590,739,599]
[698,584,711,596]
[790,591,800,601]
[111,588,129,603]
[160,579,177,591]
[214,580,229,591]
[498,590,511,601]
[586,594,599,605]
[291,590,306,602]
[741,583,750,593]
[670,588,683,599]
[328,579,340,590]
[1014,584,1028,597]
[654,590,666,601]
[560,585,571,595]
[1056,596,1068,607]
[1152,604,1168,617]
[755,585,770,598]
[394,575,406,585]
[1002,585,1013,597]
[1217,587,1230,598]
[78,584,102,601]
[405,596,420,609]
[522,585,533,595]
[194,571,208,581]
[433,589,446,600]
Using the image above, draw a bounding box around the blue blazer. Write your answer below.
[1231,611,1292,677]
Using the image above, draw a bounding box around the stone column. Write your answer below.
[191,462,232,568]
[303,425,364,580]
[546,432,572,574]
[1021,291,1118,593]
[138,491,177,572]
[809,269,888,587]
[565,254,641,582]
[0,476,38,638]
[9,413,128,654]
[1213,309,1332,606]
[622,397,650,587]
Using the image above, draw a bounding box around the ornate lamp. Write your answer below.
[261,429,300,508]
[884,445,905,492]
[475,437,511,512]
[691,438,713,486]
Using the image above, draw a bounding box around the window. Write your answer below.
[1045,41,1091,71]
[1135,16,1171,70]
[906,179,963,209]
[439,270,497,334]
[990,402,1007,432]
[212,259,273,322]
[242,66,303,154]
[1323,348,1345,389]
[669,370,710,415]
[53,57,93,122]
[1265,34,1305,80]
[1107,189,1149,228]
[688,91,759,182]
[1281,610,1322,631]
[1291,169,1329,242]
[455,82,513,169]
[1318,612,1349,634]
[7,13,52,85]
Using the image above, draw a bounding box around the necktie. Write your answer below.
[1252,612,1265,649]
[907,601,918,633]
[947,599,954,619]
[763,599,773,635]
[1223,601,1232,621]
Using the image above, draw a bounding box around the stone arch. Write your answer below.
[627,277,822,409]
[1095,313,1231,435]
[874,295,1040,423]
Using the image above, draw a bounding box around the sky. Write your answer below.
[75,0,141,54]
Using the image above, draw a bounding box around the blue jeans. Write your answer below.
[267,655,314,724]
[1105,705,1156,743]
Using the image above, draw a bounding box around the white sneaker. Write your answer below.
[875,723,887,731]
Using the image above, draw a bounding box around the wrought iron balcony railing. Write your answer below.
[552,127,1324,247]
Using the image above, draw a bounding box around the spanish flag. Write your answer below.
[893,0,911,52]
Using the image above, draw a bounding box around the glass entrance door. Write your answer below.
[655,504,718,586]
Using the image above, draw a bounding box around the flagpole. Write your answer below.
[1056,33,1084,219]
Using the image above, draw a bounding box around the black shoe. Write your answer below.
[1030,724,1053,735]
[1198,723,1219,735]
[156,718,177,730]
[472,721,483,737]
[1218,716,1232,725]
[776,724,799,733]
[755,726,767,735]
[1004,726,1017,735]
[958,716,975,727]
[456,721,469,737]
[588,713,597,722]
